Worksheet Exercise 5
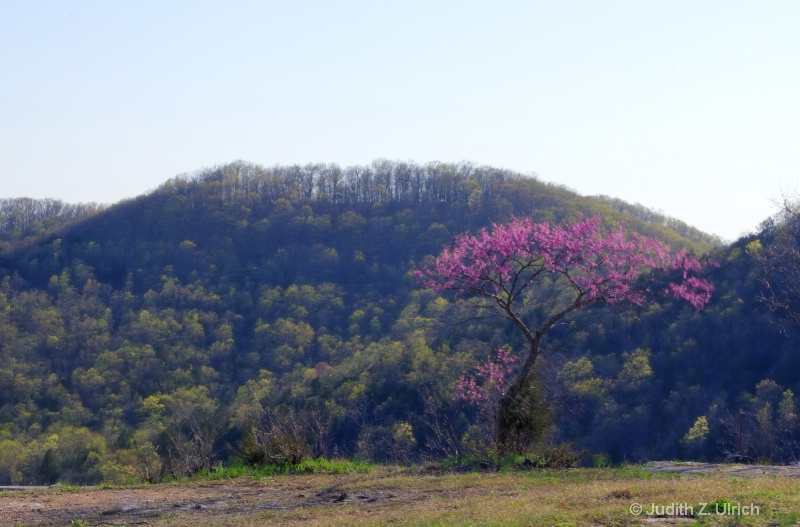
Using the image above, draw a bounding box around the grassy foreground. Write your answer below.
[180,466,800,527]
[5,465,800,526]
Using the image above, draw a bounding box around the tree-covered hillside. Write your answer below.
[0,198,104,249]
[0,160,791,484]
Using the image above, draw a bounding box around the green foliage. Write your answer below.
[683,416,710,444]
[592,454,612,468]
[443,444,583,472]
[497,376,553,455]
[0,159,795,483]
[195,458,373,480]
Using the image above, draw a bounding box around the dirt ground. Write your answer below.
[2,462,799,526]
[0,472,429,526]
[645,460,800,477]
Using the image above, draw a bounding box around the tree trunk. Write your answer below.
[495,296,585,454]
[496,334,542,454]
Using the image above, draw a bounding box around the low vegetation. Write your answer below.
[3,464,800,526]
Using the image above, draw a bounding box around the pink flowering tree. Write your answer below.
[417,215,713,451]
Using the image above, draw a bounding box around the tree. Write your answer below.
[417,215,713,451]
[751,198,800,325]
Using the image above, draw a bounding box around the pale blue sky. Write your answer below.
[2,1,799,241]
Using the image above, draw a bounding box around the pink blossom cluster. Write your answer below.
[456,347,517,403]
[416,215,713,310]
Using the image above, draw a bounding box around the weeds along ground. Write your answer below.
[2,465,800,526]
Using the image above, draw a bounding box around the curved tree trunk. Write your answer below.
[495,299,586,454]
[496,332,541,454]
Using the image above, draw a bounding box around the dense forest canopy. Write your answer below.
[592,195,724,246]
[0,198,104,246]
[158,160,721,251]
[0,160,794,484]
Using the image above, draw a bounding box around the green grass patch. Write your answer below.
[194,457,375,480]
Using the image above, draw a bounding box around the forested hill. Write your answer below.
[0,160,788,485]
[0,198,104,248]
[1,159,716,259]
[592,194,725,246]
[0,159,719,306]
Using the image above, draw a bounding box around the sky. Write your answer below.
[2,1,799,241]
